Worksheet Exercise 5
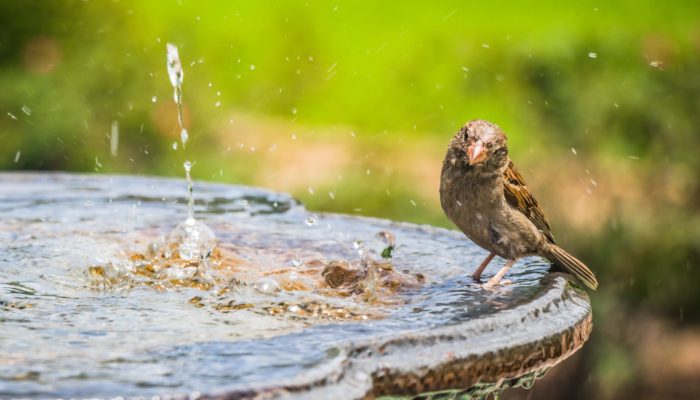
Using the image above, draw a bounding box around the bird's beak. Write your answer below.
[467,142,487,165]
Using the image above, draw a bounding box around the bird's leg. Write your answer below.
[471,252,495,281]
[483,259,516,288]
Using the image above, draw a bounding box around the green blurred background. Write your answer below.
[1,1,699,398]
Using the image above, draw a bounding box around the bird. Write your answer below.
[439,119,598,290]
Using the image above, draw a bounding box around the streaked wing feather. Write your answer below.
[503,160,555,243]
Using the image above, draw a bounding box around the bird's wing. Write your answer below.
[503,160,555,243]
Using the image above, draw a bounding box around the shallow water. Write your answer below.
[0,173,575,398]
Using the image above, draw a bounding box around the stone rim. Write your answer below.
[205,274,592,399]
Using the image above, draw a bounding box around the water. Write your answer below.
[164,45,216,263]
[166,43,185,146]
[0,174,591,399]
[109,120,119,156]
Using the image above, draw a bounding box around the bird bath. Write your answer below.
[0,173,592,399]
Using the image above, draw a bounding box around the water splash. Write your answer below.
[184,160,194,219]
[166,43,187,147]
[166,215,217,261]
[162,45,217,261]
[163,163,218,261]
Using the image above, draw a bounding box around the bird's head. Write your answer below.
[451,119,509,170]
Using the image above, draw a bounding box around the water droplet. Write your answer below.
[110,120,119,156]
[291,255,302,268]
[308,187,314,195]
[215,101,221,107]
[180,128,189,146]
[353,239,365,258]
[172,142,178,150]
[184,160,192,172]
[255,277,280,294]
[305,215,317,226]
[588,52,597,59]
[328,191,335,200]
[20,105,31,116]
[571,147,577,155]
[249,64,256,71]
[7,112,17,120]
[410,199,417,207]
[291,107,297,115]
[166,43,184,88]
[14,151,21,163]
[482,43,490,48]
[649,60,662,68]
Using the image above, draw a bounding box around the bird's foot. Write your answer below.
[481,259,516,289]
[482,281,496,289]
[482,278,512,289]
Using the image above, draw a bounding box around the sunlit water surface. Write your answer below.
[0,173,556,398]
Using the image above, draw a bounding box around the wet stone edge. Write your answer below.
[204,274,592,400]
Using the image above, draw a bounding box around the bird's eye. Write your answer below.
[486,142,492,149]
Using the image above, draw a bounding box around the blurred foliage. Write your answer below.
[1,1,700,398]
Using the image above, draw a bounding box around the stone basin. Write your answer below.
[0,173,592,399]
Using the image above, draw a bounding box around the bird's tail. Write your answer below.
[546,245,598,290]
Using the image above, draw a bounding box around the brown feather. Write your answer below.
[502,160,555,244]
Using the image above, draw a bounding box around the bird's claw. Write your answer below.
[481,278,512,290]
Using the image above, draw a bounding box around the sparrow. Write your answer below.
[439,119,598,290]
